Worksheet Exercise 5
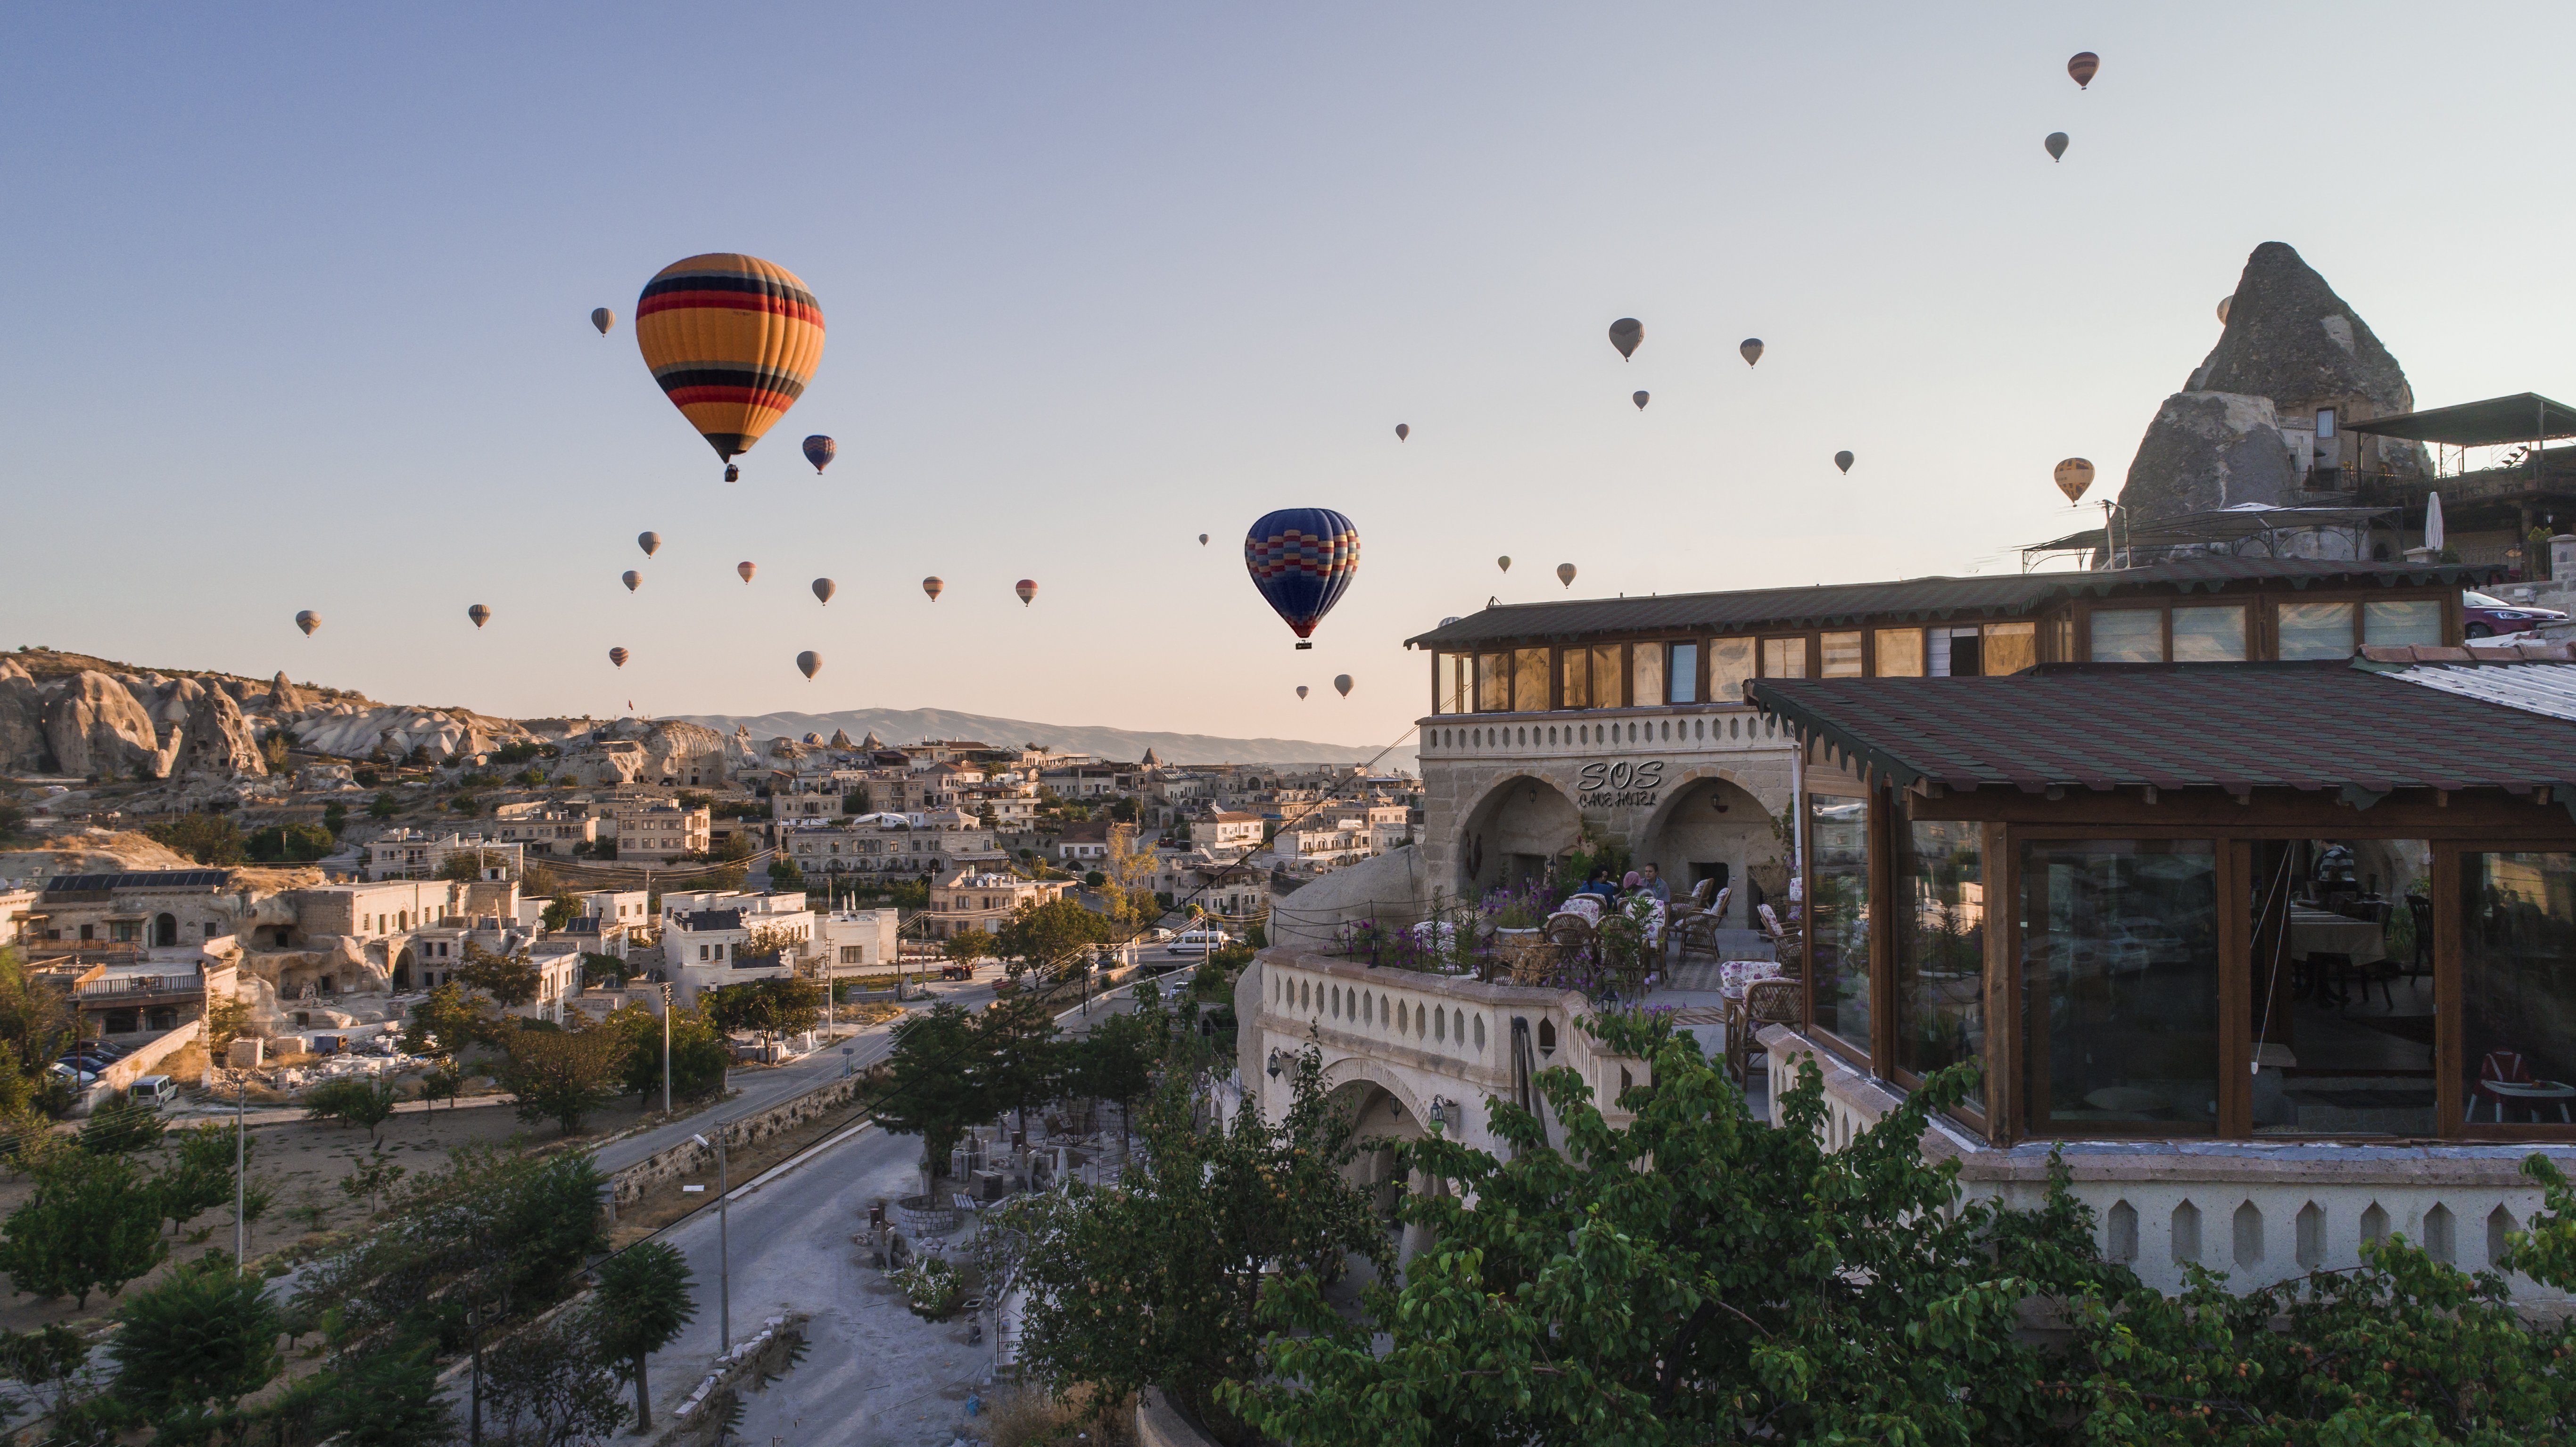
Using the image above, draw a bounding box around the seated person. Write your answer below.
[1570,868,1617,904]
[1635,862,1672,906]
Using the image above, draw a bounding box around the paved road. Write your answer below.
[629,966,1195,1447]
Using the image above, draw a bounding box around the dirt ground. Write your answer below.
[0,1084,667,1333]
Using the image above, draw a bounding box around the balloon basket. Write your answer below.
[1296,641,1312,650]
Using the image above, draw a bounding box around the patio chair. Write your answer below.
[1542,912,1597,974]
[1728,978,1802,1085]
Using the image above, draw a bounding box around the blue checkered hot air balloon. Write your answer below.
[1245,508,1360,649]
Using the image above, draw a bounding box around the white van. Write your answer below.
[1169,927,1231,954]
[129,1075,177,1107]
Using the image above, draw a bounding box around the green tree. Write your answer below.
[447,793,482,818]
[483,1314,627,1446]
[340,1148,408,1216]
[972,995,1062,1137]
[154,1121,253,1236]
[767,853,807,890]
[702,975,824,1048]
[499,1023,624,1135]
[877,1003,991,1186]
[0,1148,169,1306]
[109,1250,281,1422]
[842,786,870,815]
[404,979,504,1058]
[416,1060,464,1112]
[321,800,350,837]
[437,846,498,879]
[1015,1042,1384,1445]
[304,1075,398,1143]
[0,801,30,847]
[309,1338,454,1447]
[1064,1009,1156,1144]
[456,940,540,1007]
[997,897,1112,982]
[367,790,401,820]
[540,887,583,931]
[145,812,244,865]
[591,1241,697,1430]
[941,927,996,970]
[245,822,336,862]
[78,1098,166,1154]
[604,1002,729,1108]
[309,1144,606,1442]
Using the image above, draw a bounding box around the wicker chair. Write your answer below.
[1728,977,1803,1085]
[1536,913,1597,984]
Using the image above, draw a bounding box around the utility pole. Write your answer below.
[660,981,673,1116]
[694,1129,731,1348]
[234,1077,246,1271]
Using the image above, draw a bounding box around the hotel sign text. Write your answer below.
[1577,759,1666,809]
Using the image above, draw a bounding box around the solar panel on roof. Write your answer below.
[42,869,231,894]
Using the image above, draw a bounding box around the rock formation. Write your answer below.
[828,728,855,749]
[269,672,308,712]
[0,659,50,774]
[172,687,268,780]
[2115,242,2433,533]
[43,670,164,779]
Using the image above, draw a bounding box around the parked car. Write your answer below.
[2463,590,2569,639]
[47,1062,99,1087]
[58,1050,115,1070]
[1146,927,1178,943]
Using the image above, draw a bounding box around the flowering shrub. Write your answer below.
[1481,879,1554,931]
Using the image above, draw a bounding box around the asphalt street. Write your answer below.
[629,961,1196,1447]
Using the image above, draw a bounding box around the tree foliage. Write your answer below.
[972,995,1062,1135]
[997,897,1113,981]
[403,979,504,1058]
[601,1001,729,1109]
[591,1241,697,1430]
[109,1250,282,1420]
[0,1148,168,1306]
[456,940,540,1006]
[1016,1043,1386,1446]
[702,975,823,1044]
[303,1076,399,1142]
[498,1022,625,1135]
[244,822,336,862]
[876,1003,990,1180]
[145,813,244,865]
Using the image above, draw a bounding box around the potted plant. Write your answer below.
[1484,881,1552,982]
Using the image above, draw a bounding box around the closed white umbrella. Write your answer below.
[2426,492,2446,552]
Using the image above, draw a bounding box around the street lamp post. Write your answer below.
[693,1129,730,1349]
[660,982,673,1116]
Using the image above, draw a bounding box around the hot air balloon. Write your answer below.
[922,576,944,602]
[1608,318,1642,360]
[737,562,756,584]
[622,570,642,592]
[1556,563,1576,589]
[724,464,739,483]
[1245,508,1360,650]
[638,531,661,557]
[2045,132,2069,162]
[1834,451,1855,474]
[294,610,319,637]
[591,307,615,335]
[1741,339,1764,367]
[803,732,823,745]
[1015,579,1037,607]
[1197,534,1208,546]
[796,650,821,680]
[2068,51,2099,88]
[2054,458,2097,505]
[811,578,836,605]
[1497,556,1511,572]
[467,604,491,629]
[635,253,825,478]
[1633,391,1650,411]
[1395,424,1409,441]
[803,435,835,474]
[2217,296,2233,325]
[608,647,629,668]
[1296,686,1308,699]
[1333,674,1353,698]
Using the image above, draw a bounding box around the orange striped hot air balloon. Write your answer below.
[635,254,825,480]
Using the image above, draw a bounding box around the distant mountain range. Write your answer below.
[670,705,1416,773]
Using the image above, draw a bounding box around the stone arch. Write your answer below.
[1456,773,1582,898]
[1634,768,1777,925]
[152,913,178,948]
[392,949,413,991]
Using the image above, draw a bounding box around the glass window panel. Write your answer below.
[1631,642,1664,708]
[1477,653,1511,712]
[2089,608,2164,663]
[1433,653,1469,714]
[1590,644,1626,707]
[1982,622,2037,675]
[1761,637,1808,678]
[1809,795,1871,1052]
[2365,600,2444,647]
[2019,839,2221,1133]
[1874,628,1924,677]
[1665,642,1698,703]
[1821,631,1863,677]
[1895,812,1983,1084]
[2277,601,2356,660]
[2171,606,2247,662]
[1708,638,1755,702]
[2252,839,2433,1136]
[1560,648,1590,710]
[1514,649,1551,712]
[2461,851,2576,1130]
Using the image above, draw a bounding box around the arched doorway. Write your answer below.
[1457,775,1581,899]
[1637,775,1777,925]
[392,949,413,991]
[152,913,177,947]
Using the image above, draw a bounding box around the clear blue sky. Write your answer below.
[6,3,2570,748]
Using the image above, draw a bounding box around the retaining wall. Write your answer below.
[607,1065,887,1209]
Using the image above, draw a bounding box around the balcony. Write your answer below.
[1417,702,1789,765]
[76,972,210,1008]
